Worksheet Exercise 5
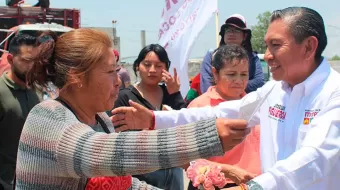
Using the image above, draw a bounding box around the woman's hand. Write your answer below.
[162,68,180,94]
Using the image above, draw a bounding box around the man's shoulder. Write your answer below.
[261,80,280,92]
[0,76,12,102]
[328,69,340,86]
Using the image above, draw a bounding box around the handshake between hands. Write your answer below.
[111,100,250,153]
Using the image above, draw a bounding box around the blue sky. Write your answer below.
[2,0,340,59]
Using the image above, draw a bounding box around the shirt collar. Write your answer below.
[281,58,330,96]
[206,86,246,100]
[206,86,224,100]
[1,72,26,90]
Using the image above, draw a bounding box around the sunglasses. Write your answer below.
[224,28,244,34]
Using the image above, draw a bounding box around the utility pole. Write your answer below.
[141,30,146,48]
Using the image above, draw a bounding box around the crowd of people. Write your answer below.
[0,6,339,190]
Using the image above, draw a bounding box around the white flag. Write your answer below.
[158,0,218,96]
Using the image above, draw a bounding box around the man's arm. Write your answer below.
[248,90,340,190]
[154,83,266,129]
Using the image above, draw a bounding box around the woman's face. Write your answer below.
[137,51,167,86]
[81,48,120,112]
[223,26,246,45]
[213,58,249,99]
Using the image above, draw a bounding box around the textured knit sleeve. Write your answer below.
[18,101,223,178]
[131,177,161,190]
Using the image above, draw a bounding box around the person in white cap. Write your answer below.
[112,7,340,190]
[199,14,264,95]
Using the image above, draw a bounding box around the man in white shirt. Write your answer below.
[112,7,340,190]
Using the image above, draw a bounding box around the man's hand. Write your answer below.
[216,118,248,152]
[221,164,257,185]
[111,100,153,132]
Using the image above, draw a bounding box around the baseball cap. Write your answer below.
[224,14,249,30]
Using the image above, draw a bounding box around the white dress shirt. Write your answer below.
[154,59,340,190]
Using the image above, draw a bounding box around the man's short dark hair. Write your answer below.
[270,7,327,61]
[8,33,36,55]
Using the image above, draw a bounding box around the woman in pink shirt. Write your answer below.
[187,44,261,189]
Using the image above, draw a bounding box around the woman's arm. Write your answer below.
[18,104,224,178]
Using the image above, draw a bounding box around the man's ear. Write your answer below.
[303,36,318,60]
[7,54,14,65]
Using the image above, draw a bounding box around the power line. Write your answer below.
[328,25,340,31]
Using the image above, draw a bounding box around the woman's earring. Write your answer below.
[77,83,83,88]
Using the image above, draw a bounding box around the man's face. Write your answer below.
[9,45,34,82]
[264,19,308,86]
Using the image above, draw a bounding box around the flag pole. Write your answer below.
[215,11,219,48]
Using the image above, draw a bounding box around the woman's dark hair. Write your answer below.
[26,28,113,89]
[211,44,249,85]
[133,44,171,76]
[219,24,253,53]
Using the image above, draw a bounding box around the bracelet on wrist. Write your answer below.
[149,111,156,130]
[240,183,247,190]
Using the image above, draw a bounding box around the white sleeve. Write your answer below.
[154,82,268,129]
[252,90,340,190]
[155,100,241,129]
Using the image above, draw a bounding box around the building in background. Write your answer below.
[85,20,121,62]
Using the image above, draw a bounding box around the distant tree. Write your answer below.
[251,11,271,54]
[331,55,340,61]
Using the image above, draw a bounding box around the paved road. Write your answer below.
[331,65,340,73]
[329,61,340,72]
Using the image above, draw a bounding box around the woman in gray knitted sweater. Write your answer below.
[15,28,248,190]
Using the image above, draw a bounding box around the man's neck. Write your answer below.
[58,92,97,126]
[7,71,26,88]
[288,60,321,88]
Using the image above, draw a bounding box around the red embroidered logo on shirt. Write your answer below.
[303,109,320,125]
[268,104,286,122]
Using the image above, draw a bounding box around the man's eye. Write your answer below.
[272,43,281,47]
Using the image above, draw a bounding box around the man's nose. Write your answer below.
[264,48,273,62]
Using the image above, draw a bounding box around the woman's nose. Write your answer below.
[149,65,157,72]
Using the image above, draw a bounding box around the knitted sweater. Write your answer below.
[16,100,223,189]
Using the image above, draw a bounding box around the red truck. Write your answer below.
[0,5,80,74]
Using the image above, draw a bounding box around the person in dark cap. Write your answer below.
[199,14,264,95]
